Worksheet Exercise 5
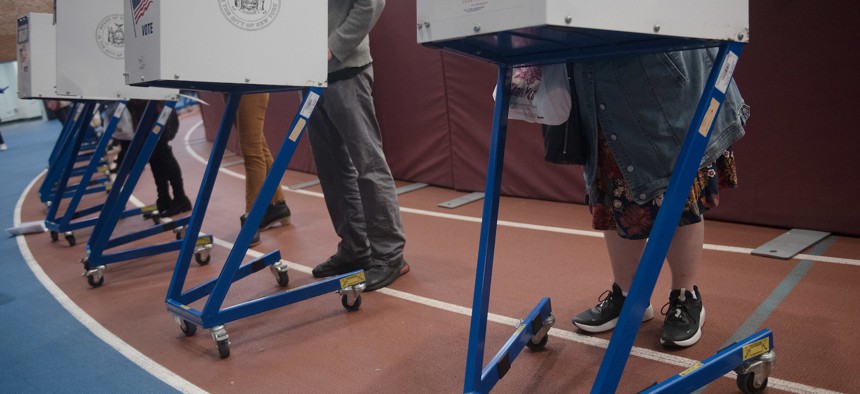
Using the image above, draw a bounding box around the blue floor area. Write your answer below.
[0,119,178,393]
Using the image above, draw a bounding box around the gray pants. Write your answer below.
[306,66,405,267]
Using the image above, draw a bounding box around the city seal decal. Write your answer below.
[96,14,125,59]
[219,0,280,31]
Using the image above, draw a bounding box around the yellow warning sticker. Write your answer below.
[152,125,162,135]
[141,205,156,213]
[514,323,525,336]
[288,118,306,142]
[679,362,702,376]
[743,338,770,361]
[339,271,366,288]
[698,98,721,137]
[180,304,191,310]
[195,235,212,247]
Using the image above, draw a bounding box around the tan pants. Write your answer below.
[235,93,284,212]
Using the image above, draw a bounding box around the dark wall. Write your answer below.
[200,1,860,237]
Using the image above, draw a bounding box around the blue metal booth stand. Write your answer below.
[417,4,776,393]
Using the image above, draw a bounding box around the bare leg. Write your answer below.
[605,219,703,292]
[604,230,646,292]
[666,220,704,291]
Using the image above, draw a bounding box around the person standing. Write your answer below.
[564,48,750,347]
[126,100,192,217]
[306,0,408,291]
[234,93,291,247]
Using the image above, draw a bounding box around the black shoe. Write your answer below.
[312,255,371,278]
[166,196,192,216]
[155,196,172,215]
[572,283,654,333]
[260,200,291,230]
[364,259,410,291]
[660,286,705,347]
[239,215,261,247]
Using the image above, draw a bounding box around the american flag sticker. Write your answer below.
[131,0,153,25]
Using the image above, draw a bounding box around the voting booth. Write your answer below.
[54,0,178,101]
[16,13,63,100]
[416,0,748,52]
[121,0,363,359]
[124,0,326,92]
[417,1,774,393]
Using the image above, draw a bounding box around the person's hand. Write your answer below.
[328,49,333,61]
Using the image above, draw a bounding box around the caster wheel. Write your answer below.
[341,294,362,311]
[737,372,768,394]
[275,270,289,287]
[175,232,183,241]
[195,253,211,266]
[526,333,549,350]
[50,231,59,242]
[65,233,76,246]
[152,216,161,225]
[87,274,104,288]
[216,339,230,359]
[179,319,197,337]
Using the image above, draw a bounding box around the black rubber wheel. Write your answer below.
[175,231,183,241]
[65,234,76,246]
[526,333,549,350]
[341,294,362,311]
[152,216,161,225]
[217,339,230,359]
[50,231,59,242]
[275,270,289,287]
[87,274,104,288]
[194,253,211,266]
[737,372,767,394]
[179,319,197,337]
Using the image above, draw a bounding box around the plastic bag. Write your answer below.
[493,64,572,125]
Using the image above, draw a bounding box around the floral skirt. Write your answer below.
[589,131,738,240]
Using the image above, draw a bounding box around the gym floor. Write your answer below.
[2,109,857,393]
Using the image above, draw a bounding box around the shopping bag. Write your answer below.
[493,63,572,125]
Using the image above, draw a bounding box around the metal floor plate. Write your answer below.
[438,192,484,209]
[751,229,830,260]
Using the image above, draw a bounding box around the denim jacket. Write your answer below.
[570,48,750,204]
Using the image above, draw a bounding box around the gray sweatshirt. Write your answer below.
[327,0,385,73]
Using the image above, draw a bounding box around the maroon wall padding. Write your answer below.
[706,0,860,236]
[200,1,860,236]
[370,1,454,187]
[199,91,315,173]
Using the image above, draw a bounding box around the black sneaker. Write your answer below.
[572,283,654,333]
[660,286,705,347]
[260,200,291,230]
[239,215,261,247]
[364,259,410,291]
[312,254,371,278]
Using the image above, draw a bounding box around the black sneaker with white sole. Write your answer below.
[573,283,654,333]
[660,286,705,347]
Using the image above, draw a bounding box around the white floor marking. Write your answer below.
[16,172,207,394]
[13,116,845,394]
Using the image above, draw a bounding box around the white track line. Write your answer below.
[15,172,206,394]
[14,120,842,394]
[176,122,845,393]
[183,119,860,268]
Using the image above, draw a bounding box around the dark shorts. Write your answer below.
[589,131,738,240]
